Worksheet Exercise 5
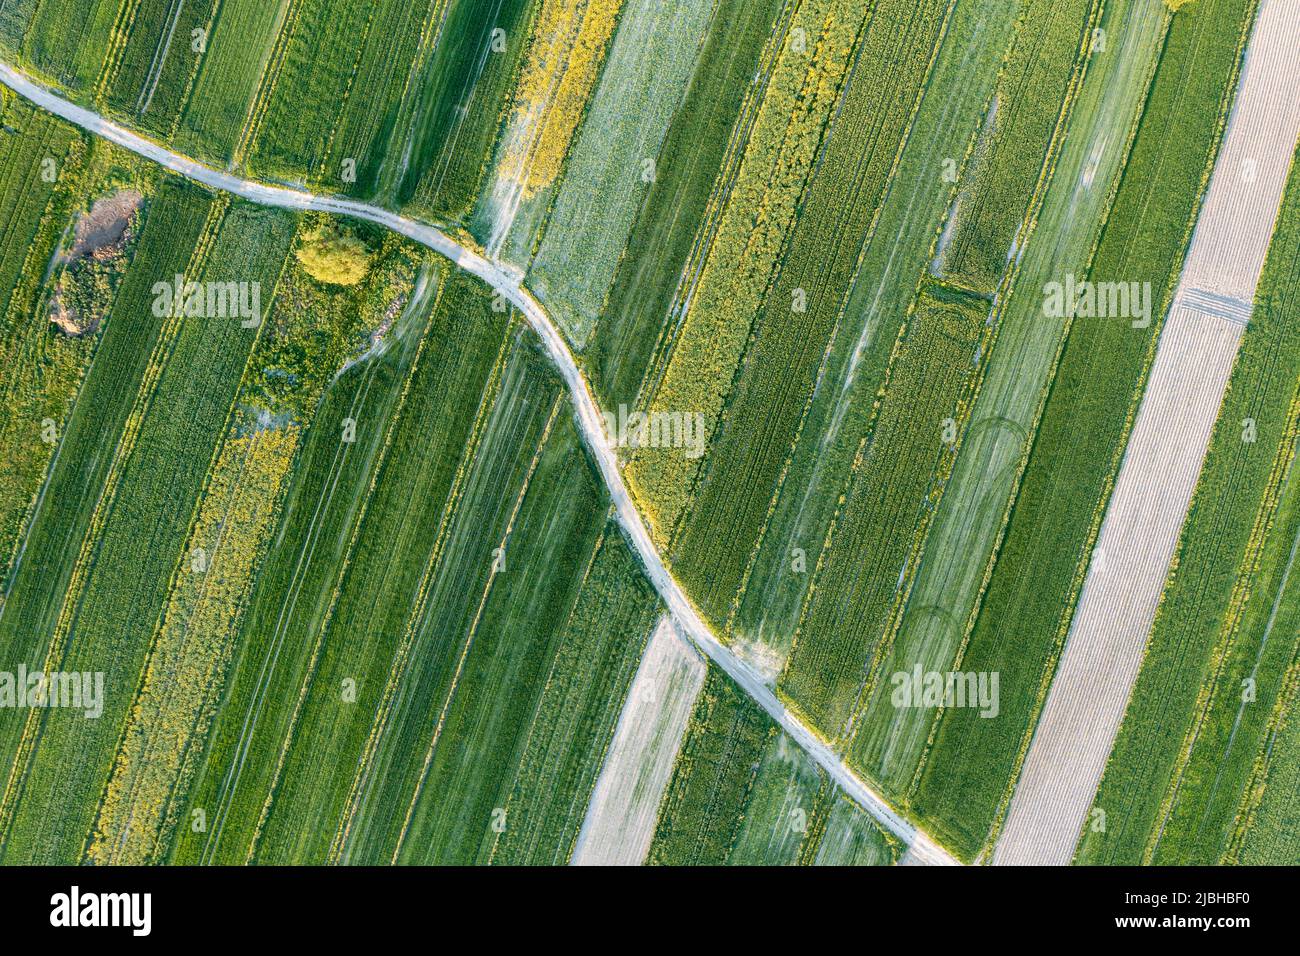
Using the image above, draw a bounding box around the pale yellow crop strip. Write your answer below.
[241,267,447,864]
[0,196,228,842]
[99,242,294,861]
[329,323,514,862]
[79,195,257,858]
[157,437,299,856]
[628,0,869,547]
[92,435,264,864]
[389,395,564,864]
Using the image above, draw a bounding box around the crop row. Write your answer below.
[487,526,660,865]
[389,417,614,866]
[399,0,538,220]
[327,340,563,864]
[16,0,120,92]
[165,232,444,864]
[647,665,898,865]
[244,0,385,181]
[317,2,443,199]
[246,270,518,864]
[812,794,902,865]
[841,0,1172,824]
[647,668,776,864]
[100,0,218,135]
[488,0,623,203]
[170,0,290,163]
[88,424,299,864]
[0,105,91,582]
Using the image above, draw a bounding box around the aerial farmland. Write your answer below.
[0,0,1296,878]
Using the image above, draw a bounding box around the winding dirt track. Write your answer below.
[994,0,1300,865]
[0,61,958,863]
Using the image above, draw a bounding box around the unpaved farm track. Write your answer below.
[995,0,1300,866]
[0,61,958,864]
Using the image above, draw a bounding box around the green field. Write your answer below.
[0,98,94,583]
[728,0,1026,667]
[844,0,1169,808]
[1,196,290,863]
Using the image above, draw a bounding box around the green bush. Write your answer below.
[294,223,372,285]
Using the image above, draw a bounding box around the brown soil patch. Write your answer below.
[66,189,142,261]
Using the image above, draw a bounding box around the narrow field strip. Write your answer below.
[996,0,1300,864]
[848,0,1168,805]
[583,0,786,411]
[912,0,1257,861]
